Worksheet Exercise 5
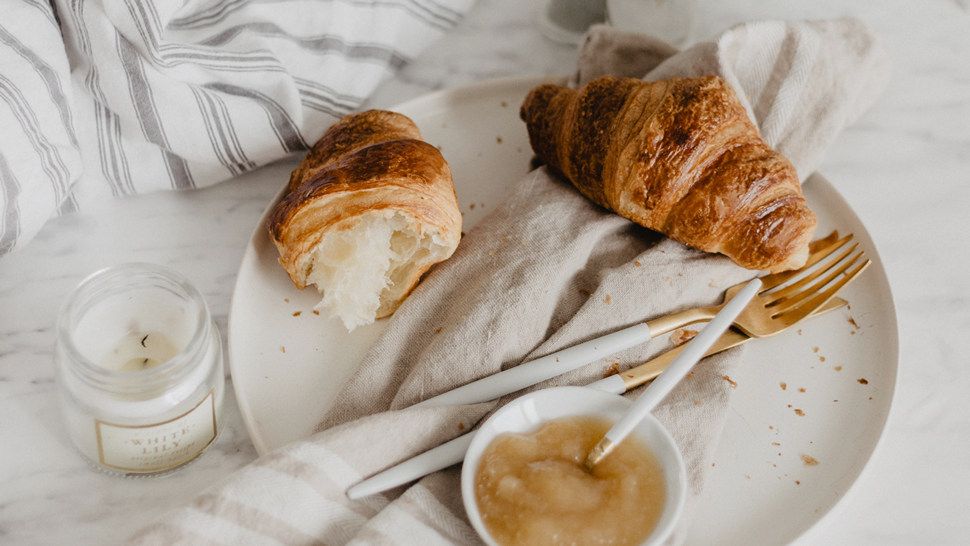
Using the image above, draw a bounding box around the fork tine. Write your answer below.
[773,259,871,324]
[760,232,853,290]
[769,250,865,314]
[765,242,859,303]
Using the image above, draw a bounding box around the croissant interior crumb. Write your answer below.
[300,210,449,330]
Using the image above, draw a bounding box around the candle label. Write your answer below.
[96,391,216,473]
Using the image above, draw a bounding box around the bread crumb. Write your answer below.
[686,371,694,379]
[801,454,820,466]
[795,480,801,486]
[633,260,642,267]
[670,328,698,346]
[721,375,738,388]
[847,316,860,330]
[312,309,320,315]
[434,327,444,334]
[500,100,508,107]
[768,425,774,430]
[496,135,503,144]
[292,311,301,317]
[794,408,805,416]
[284,298,290,303]
[819,356,826,363]
[693,399,702,406]
[780,382,787,391]
[812,346,820,353]
[858,377,869,385]
[771,441,781,446]
[745,474,751,480]
[604,294,612,304]
[460,231,466,237]
[798,387,806,393]
[787,403,793,408]
[603,362,620,378]
[469,203,475,209]
[797,329,803,335]
[834,365,842,371]
[280,345,286,353]
[868,396,873,400]
[458,422,465,431]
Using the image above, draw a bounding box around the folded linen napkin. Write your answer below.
[0,0,473,256]
[131,18,888,545]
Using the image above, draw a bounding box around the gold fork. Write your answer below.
[416,231,869,408]
[646,231,870,338]
[615,297,848,391]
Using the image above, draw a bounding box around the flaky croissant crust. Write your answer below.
[521,75,816,272]
[268,110,461,304]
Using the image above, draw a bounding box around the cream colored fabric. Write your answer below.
[131,18,887,545]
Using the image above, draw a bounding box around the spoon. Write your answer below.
[585,278,762,470]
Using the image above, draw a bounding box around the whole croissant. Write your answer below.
[269,110,461,330]
[520,75,816,272]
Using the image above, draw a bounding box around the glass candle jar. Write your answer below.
[55,263,224,476]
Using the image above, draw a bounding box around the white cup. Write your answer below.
[461,386,687,546]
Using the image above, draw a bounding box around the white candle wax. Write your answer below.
[56,264,224,475]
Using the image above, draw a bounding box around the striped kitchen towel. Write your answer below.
[0,0,474,256]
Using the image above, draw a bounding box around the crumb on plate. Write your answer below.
[801,454,820,466]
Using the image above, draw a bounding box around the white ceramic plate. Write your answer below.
[228,76,898,545]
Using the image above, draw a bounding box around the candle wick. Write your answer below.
[140,334,149,347]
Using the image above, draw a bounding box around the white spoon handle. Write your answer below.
[596,279,762,459]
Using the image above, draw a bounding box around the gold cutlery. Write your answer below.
[416,231,869,408]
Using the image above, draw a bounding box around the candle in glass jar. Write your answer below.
[56,263,225,476]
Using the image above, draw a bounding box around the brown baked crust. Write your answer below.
[268,110,461,310]
[520,75,816,271]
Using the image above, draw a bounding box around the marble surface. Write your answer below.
[1,0,968,543]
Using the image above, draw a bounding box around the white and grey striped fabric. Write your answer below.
[0,0,474,256]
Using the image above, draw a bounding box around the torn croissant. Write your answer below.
[268,110,461,330]
[521,75,817,272]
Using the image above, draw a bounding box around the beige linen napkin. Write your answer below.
[132,18,887,546]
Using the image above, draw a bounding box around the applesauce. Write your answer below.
[474,416,666,546]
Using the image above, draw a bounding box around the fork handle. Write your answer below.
[413,322,653,407]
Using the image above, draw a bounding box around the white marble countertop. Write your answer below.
[1,0,968,543]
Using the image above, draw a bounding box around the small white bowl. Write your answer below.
[461,386,687,546]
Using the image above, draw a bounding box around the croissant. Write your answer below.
[520,75,816,272]
[268,110,461,330]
